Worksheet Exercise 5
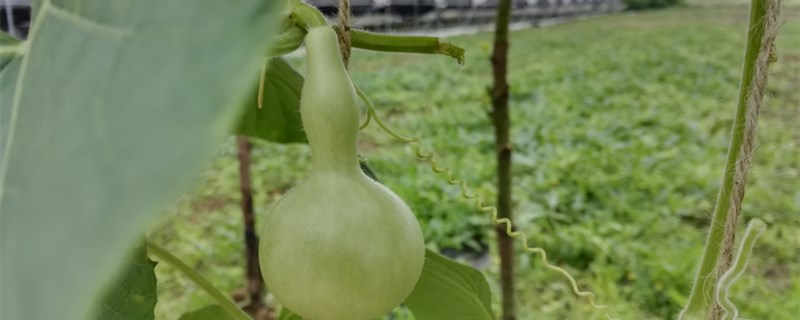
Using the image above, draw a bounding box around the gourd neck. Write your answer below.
[301,27,361,175]
[309,149,360,175]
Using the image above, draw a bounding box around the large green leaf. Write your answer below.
[236,57,306,143]
[93,243,157,320]
[277,307,304,320]
[30,0,43,18]
[178,305,233,320]
[405,249,496,320]
[0,1,285,320]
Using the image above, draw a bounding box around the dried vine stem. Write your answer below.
[355,87,616,320]
[236,136,266,317]
[490,0,516,318]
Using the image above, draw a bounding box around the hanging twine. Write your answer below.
[338,0,352,68]
[712,1,781,318]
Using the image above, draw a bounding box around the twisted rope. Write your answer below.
[715,0,780,287]
[712,1,781,318]
[338,0,352,68]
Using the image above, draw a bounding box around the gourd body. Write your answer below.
[259,27,425,320]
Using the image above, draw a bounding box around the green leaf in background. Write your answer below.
[178,305,233,320]
[0,32,18,43]
[1,32,20,159]
[405,249,496,320]
[277,307,304,320]
[236,57,307,143]
[93,243,157,320]
[0,30,20,50]
[0,1,284,320]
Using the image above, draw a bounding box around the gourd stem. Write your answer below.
[334,27,465,65]
[355,85,616,320]
[289,0,327,29]
[146,241,252,320]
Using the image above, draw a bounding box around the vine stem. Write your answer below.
[680,0,781,318]
[355,87,616,320]
[332,27,465,65]
[289,0,327,29]
[146,241,252,320]
[236,136,266,316]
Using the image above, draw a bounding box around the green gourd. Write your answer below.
[258,27,425,320]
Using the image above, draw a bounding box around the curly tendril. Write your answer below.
[355,86,616,320]
[359,106,372,130]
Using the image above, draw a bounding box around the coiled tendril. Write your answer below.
[355,86,616,320]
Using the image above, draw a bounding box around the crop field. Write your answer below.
[150,6,800,320]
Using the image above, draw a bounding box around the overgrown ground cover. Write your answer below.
[150,6,800,320]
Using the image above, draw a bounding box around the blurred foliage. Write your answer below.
[149,6,800,320]
[93,243,157,320]
[625,0,682,10]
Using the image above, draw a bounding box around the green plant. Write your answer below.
[2,1,793,320]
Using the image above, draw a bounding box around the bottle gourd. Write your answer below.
[259,27,425,320]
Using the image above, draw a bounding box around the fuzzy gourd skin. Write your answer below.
[259,27,425,320]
